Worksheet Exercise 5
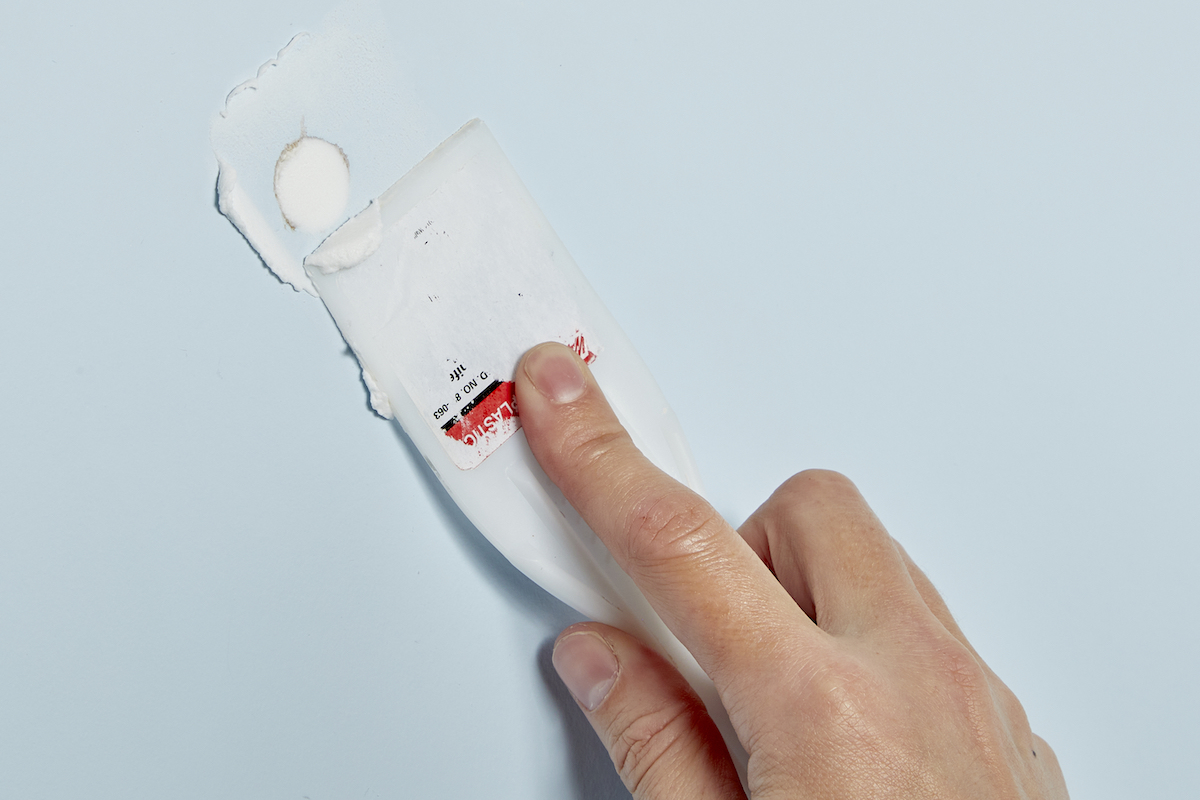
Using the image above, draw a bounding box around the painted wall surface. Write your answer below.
[1,1,1197,798]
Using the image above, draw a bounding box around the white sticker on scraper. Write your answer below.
[363,153,597,470]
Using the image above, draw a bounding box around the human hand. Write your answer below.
[515,342,1069,799]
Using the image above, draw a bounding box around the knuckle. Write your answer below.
[804,659,877,730]
[988,672,1034,742]
[926,642,1050,786]
[925,637,1016,742]
[609,702,703,795]
[779,468,861,504]
[622,490,723,573]
[937,641,992,700]
[763,470,868,538]
[1031,733,1061,767]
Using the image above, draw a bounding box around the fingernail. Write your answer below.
[552,632,619,711]
[524,343,586,403]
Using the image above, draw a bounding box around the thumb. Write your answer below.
[551,623,745,800]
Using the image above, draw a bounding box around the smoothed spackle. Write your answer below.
[360,361,393,419]
[216,158,318,296]
[274,135,351,232]
[212,0,442,412]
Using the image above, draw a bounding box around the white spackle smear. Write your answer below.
[274,136,350,232]
[304,200,383,274]
[211,0,443,296]
[359,361,393,418]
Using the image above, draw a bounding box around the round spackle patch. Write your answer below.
[274,136,350,232]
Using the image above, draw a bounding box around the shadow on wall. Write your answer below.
[386,415,630,799]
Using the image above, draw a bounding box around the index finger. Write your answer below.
[515,343,813,692]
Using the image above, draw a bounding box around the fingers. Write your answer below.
[516,343,811,689]
[552,623,745,800]
[737,470,928,635]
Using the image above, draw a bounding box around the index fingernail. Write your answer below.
[524,343,586,404]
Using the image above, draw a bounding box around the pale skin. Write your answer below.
[515,342,1069,800]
